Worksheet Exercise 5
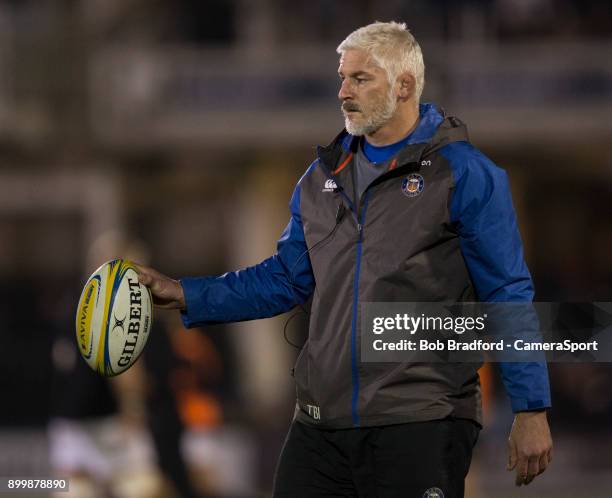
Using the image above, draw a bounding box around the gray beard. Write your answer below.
[343,90,397,136]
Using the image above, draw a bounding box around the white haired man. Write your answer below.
[136,21,553,497]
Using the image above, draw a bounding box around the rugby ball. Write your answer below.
[75,259,153,376]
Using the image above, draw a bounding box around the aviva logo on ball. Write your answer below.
[75,259,153,377]
[76,276,100,359]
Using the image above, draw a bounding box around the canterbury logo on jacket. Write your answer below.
[180,103,551,429]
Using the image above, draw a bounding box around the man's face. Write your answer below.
[338,49,398,136]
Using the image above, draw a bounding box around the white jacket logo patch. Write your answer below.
[322,179,337,192]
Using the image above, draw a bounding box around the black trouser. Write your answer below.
[273,418,480,498]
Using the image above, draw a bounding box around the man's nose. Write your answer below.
[338,79,353,100]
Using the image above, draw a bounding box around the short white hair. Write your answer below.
[337,21,425,101]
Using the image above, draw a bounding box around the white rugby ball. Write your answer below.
[75,259,153,376]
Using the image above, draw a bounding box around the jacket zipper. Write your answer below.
[350,191,370,426]
[322,166,372,426]
[318,150,423,425]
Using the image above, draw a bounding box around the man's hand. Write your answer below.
[507,410,552,486]
[132,263,186,310]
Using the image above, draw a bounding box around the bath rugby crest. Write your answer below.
[423,487,444,498]
[402,173,424,197]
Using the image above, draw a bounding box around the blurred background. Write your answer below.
[0,0,611,497]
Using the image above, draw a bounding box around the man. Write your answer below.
[136,21,552,497]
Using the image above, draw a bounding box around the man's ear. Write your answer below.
[397,72,416,100]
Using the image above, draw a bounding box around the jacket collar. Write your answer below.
[317,103,453,172]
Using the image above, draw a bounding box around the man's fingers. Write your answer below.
[130,262,185,309]
[537,452,549,476]
[132,262,154,285]
[515,451,549,486]
[138,272,152,285]
[524,455,541,484]
[515,473,526,486]
[514,455,529,486]
[133,263,169,297]
[527,454,540,476]
[507,439,517,470]
[148,276,164,294]
[131,261,146,274]
[137,270,162,292]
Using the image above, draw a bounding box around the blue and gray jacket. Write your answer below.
[180,103,551,428]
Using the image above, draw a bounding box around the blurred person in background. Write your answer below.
[135,21,552,498]
[50,233,212,498]
[49,233,161,498]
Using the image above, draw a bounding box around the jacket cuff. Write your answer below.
[509,396,552,413]
[179,277,210,328]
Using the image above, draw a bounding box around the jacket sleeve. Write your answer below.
[443,142,551,413]
[179,169,316,328]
